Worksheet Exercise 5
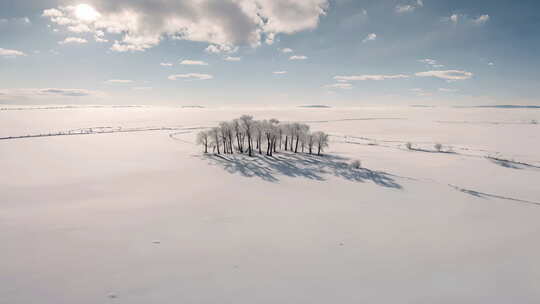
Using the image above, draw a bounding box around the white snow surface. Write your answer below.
[1,106,540,303]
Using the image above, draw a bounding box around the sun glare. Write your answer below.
[75,4,100,22]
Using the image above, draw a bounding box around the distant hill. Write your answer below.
[456,105,540,109]
[298,105,332,108]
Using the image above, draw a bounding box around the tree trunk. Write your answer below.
[236,134,242,153]
[294,136,299,153]
[248,136,252,156]
[284,136,288,151]
[290,137,294,151]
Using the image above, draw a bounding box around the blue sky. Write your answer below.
[1,0,539,106]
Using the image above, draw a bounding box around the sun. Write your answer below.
[74,4,100,22]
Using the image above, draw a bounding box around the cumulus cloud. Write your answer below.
[444,13,489,25]
[290,55,308,60]
[415,70,473,81]
[106,79,133,84]
[205,44,238,54]
[180,60,208,66]
[334,74,409,81]
[0,48,27,58]
[273,71,287,74]
[473,14,490,25]
[224,56,241,61]
[449,14,460,23]
[395,5,415,14]
[280,47,293,53]
[362,33,377,43]
[324,83,353,89]
[43,1,329,53]
[67,23,91,33]
[395,0,423,14]
[59,37,88,44]
[168,73,213,80]
[418,58,444,68]
[160,62,173,66]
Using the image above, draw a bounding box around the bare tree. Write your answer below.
[239,115,254,156]
[209,127,221,154]
[314,131,329,156]
[232,119,244,153]
[201,115,330,158]
[219,122,230,154]
[196,131,209,153]
[307,132,315,155]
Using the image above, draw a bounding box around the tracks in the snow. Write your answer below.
[0,125,207,141]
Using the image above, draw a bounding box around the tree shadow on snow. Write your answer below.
[195,153,402,189]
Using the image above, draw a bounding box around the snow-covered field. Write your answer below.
[1,105,540,303]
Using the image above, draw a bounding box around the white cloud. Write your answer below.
[0,48,27,58]
[59,37,88,44]
[0,88,100,98]
[224,56,241,61]
[160,62,173,66]
[290,55,308,60]
[445,14,488,25]
[94,35,108,43]
[132,86,153,90]
[106,79,133,84]
[419,58,445,68]
[3,17,32,25]
[488,62,495,66]
[415,70,473,81]
[280,47,293,53]
[67,23,91,33]
[273,71,287,74]
[43,1,329,53]
[438,88,458,93]
[362,33,377,43]
[168,73,213,80]
[395,5,415,14]
[473,14,490,25]
[43,8,64,18]
[180,60,209,66]
[324,83,353,89]
[334,74,409,81]
[395,0,424,14]
[205,44,238,54]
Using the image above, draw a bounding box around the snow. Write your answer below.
[1,106,540,303]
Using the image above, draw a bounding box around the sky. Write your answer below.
[0,0,539,106]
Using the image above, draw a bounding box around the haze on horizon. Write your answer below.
[1,0,539,106]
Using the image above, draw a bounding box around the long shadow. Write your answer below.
[486,156,540,170]
[195,152,402,189]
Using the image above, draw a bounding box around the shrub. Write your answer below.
[406,142,413,150]
[434,143,443,152]
[350,160,361,169]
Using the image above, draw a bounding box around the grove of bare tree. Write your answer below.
[196,115,330,156]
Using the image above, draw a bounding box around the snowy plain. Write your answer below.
[1,105,540,303]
